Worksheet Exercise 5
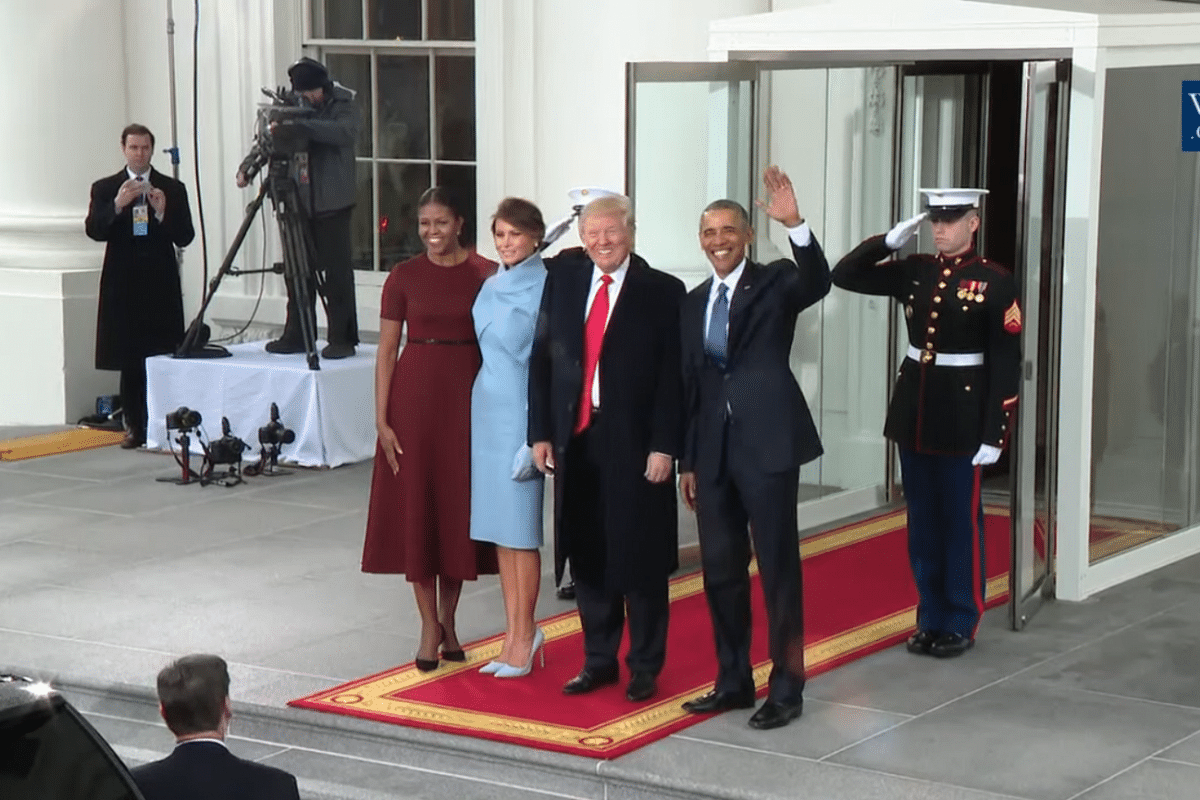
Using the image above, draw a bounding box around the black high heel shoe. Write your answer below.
[440,622,466,662]
[415,623,441,672]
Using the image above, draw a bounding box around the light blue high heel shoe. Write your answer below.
[479,660,503,674]
[494,628,545,679]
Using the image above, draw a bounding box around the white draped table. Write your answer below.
[145,341,377,468]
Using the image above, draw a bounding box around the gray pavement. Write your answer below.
[4,426,1200,799]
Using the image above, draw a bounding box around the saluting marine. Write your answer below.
[832,188,1022,658]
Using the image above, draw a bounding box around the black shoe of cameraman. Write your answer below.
[265,337,305,355]
[321,343,356,360]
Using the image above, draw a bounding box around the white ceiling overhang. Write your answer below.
[709,0,1200,62]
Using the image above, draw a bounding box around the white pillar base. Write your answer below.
[0,266,114,426]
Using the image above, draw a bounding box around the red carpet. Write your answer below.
[290,509,1010,758]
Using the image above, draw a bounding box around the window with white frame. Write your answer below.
[308,0,476,270]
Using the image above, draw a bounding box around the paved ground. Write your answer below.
[4,426,1200,799]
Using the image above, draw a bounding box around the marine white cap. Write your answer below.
[567,186,622,207]
[919,187,989,216]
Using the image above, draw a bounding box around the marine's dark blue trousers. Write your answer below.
[898,447,986,639]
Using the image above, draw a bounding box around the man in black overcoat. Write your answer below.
[131,654,300,800]
[85,123,194,448]
[678,166,830,730]
[530,194,684,704]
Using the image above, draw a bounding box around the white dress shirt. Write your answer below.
[583,256,630,408]
[173,737,229,750]
[122,167,163,221]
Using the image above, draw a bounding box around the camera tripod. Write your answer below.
[176,154,326,370]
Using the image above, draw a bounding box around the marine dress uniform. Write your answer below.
[832,189,1022,658]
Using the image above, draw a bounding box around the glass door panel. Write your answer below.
[759,67,898,522]
[1011,60,1068,627]
[1090,64,1200,561]
[629,62,906,532]
[627,63,755,288]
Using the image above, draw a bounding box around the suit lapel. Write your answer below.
[569,259,593,358]
[727,260,765,355]
[605,256,642,337]
[686,277,712,362]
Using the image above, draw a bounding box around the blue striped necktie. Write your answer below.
[705,283,729,367]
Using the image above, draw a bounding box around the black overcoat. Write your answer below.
[528,249,685,592]
[85,167,195,370]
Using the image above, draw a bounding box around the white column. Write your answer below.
[0,2,131,424]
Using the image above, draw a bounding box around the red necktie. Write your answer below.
[575,274,613,434]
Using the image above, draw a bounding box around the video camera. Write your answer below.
[236,87,315,184]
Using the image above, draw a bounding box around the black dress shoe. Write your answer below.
[265,337,305,354]
[321,342,356,359]
[562,667,619,695]
[556,581,576,601]
[930,633,974,658]
[748,699,803,730]
[120,431,145,450]
[906,629,940,655]
[625,672,657,702]
[682,689,757,714]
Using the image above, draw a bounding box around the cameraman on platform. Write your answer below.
[237,56,360,359]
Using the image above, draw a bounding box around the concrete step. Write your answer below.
[63,677,733,800]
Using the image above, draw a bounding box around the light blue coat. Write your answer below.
[469,252,548,549]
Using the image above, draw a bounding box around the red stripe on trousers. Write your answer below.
[969,465,985,639]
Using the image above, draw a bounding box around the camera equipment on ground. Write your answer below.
[200,416,250,487]
[175,87,326,369]
[157,406,203,485]
[244,401,296,477]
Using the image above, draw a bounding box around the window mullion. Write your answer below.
[371,48,380,270]
[428,51,437,190]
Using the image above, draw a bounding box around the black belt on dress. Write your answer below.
[409,338,475,345]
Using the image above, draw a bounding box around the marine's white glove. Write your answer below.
[971,444,1002,466]
[884,212,928,250]
[543,214,574,247]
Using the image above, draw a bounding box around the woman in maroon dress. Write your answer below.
[363,187,498,670]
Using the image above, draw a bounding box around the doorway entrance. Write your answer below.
[627,56,1068,630]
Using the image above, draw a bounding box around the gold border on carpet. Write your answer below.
[297,509,1001,753]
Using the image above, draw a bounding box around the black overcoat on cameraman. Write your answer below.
[86,167,195,370]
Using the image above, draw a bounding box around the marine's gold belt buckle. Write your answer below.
[921,349,935,364]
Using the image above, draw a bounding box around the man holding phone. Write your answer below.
[86,123,195,449]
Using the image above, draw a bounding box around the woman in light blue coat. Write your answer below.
[470,198,549,678]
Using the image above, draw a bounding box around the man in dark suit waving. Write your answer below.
[530,194,684,704]
[86,123,194,449]
[131,654,300,800]
[679,166,830,730]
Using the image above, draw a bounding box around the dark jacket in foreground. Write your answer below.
[832,235,1022,455]
[680,237,831,482]
[85,167,195,370]
[131,740,300,800]
[529,248,685,592]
